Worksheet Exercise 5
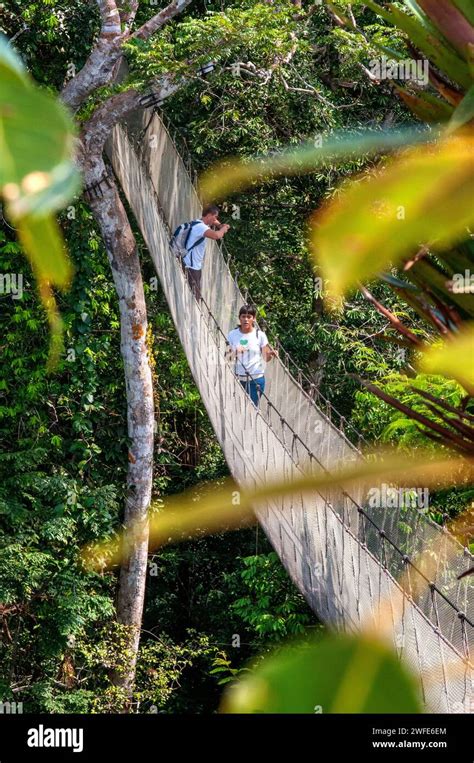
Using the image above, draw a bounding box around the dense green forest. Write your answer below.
[1,0,473,715]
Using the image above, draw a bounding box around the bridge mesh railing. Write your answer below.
[107,110,473,713]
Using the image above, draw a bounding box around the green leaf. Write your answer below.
[419,324,474,393]
[394,86,454,123]
[0,35,79,369]
[451,0,474,27]
[221,633,422,713]
[312,133,474,299]
[0,34,80,222]
[447,83,474,132]
[17,214,71,288]
[0,33,27,85]
[400,0,428,24]
[0,78,76,189]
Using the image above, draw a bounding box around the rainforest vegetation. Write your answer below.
[1,0,472,714]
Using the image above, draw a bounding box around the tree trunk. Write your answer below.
[84,153,154,704]
[57,0,195,712]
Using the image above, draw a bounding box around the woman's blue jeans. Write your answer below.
[240,376,265,407]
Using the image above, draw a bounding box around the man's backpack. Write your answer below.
[170,220,205,264]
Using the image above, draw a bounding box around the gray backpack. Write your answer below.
[170,220,204,265]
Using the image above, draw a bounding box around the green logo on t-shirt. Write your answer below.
[240,339,248,346]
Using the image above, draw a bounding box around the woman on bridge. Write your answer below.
[227,304,278,407]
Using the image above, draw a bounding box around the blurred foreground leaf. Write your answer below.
[82,452,474,570]
[221,632,422,713]
[0,34,80,367]
[419,324,474,394]
[199,128,433,204]
[311,132,474,300]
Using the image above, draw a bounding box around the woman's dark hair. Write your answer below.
[202,204,220,217]
[239,304,257,318]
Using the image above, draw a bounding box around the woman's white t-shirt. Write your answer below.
[227,328,268,377]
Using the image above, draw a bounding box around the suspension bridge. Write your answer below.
[106,108,473,713]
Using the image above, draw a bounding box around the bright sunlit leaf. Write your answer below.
[81,453,474,571]
[447,83,474,133]
[311,132,474,301]
[0,34,80,367]
[419,324,474,393]
[198,128,433,204]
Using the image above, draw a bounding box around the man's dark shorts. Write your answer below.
[184,266,202,301]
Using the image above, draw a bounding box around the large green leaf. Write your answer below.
[448,83,474,132]
[419,324,474,393]
[221,633,422,713]
[312,133,474,299]
[395,86,454,123]
[451,0,474,26]
[0,33,27,85]
[0,34,79,366]
[0,34,79,225]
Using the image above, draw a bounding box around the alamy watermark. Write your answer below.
[449,269,474,294]
[0,700,23,713]
[0,272,23,300]
[369,56,429,88]
[368,483,429,512]
[27,725,83,753]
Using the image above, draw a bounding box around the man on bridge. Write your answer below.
[181,205,230,301]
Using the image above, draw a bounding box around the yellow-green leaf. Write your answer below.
[16,214,72,287]
[311,133,474,300]
[82,453,473,570]
[199,128,433,204]
[447,83,474,133]
[418,324,474,393]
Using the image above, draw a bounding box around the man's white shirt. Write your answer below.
[227,328,268,377]
[182,221,210,270]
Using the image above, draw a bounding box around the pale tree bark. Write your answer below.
[59,0,192,705]
[86,173,153,700]
[78,80,177,703]
[61,0,193,112]
[80,90,151,702]
[61,0,125,111]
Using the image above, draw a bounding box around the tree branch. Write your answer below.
[352,376,474,455]
[360,285,424,346]
[96,0,122,38]
[132,0,194,41]
[61,1,126,111]
[412,387,474,423]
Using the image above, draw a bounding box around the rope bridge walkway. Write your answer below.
[106,108,473,713]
